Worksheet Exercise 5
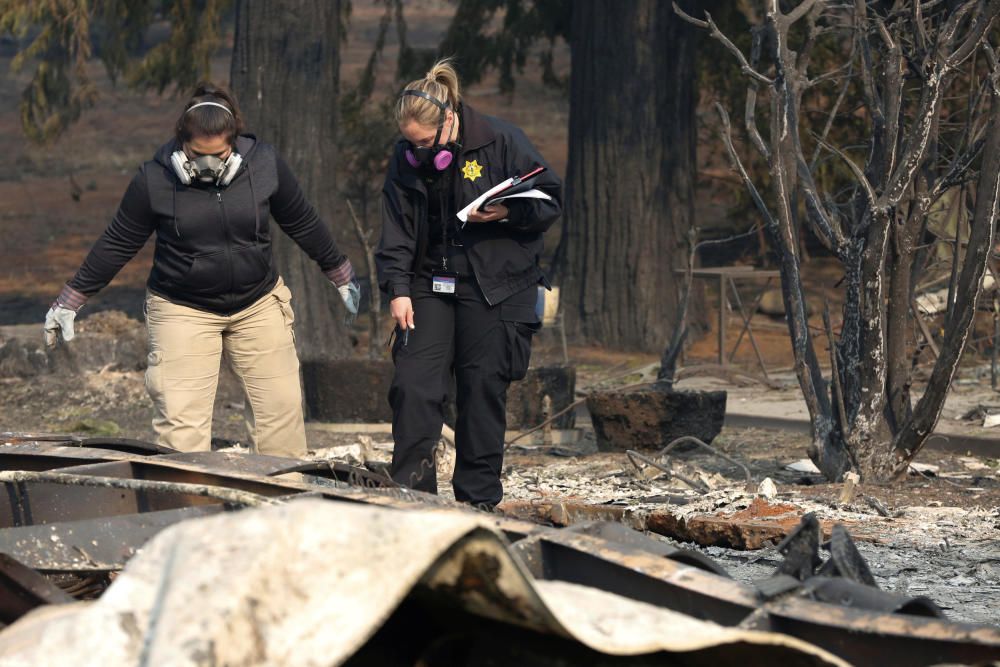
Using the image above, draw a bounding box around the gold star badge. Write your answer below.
[462,159,484,182]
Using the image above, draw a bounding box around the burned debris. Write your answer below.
[0,434,996,665]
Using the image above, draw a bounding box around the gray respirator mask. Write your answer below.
[170,149,242,187]
[169,101,243,187]
[180,153,241,185]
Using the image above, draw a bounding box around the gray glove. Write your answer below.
[44,305,78,347]
[43,284,88,347]
[324,259,361,325]
[338,278,361,325]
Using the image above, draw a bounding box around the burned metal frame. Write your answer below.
[512,528,1000,666]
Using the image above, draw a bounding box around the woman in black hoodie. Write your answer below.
[376,60,562,509]
[43,83,358,458]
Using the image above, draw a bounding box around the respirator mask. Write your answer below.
[401,89,460,172]
[172,151,242,186]
[169,101,243,187]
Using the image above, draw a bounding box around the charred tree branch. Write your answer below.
[672,3,774,85]
[745,27,771,161]
[893,70,1000,476]
[716,103,778,230]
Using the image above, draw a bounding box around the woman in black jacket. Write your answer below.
[43,83,359,458]
[376,60,562,509]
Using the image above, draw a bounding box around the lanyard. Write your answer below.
[439,185,449,271]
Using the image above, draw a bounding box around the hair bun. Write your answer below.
[194,82,220,98]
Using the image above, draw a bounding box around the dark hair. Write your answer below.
[175,82,245,145]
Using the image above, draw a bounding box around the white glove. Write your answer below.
[44,305,78,347]
[338,279,361,324]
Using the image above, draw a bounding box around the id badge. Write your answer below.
[431,272,458,295]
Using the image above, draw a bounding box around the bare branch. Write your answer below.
[946,0,1000,69]
[912,0,928,53]
[878,57,946,208]
[985,43,1000,96]
[938,0,978,48]
[347,198,382,358]
[854,0,884,126]
[823,302,851,445]
[797,160,848,254]
[795,2,822,79]
[874,17,895,51]
[932,137,985,198]
[659,227,698,386]
[672,3,774,85]
[894,68,1000,472]
[806,59,854,88]
[813,135,880,213]
[785,0,822,26]
[745,27,771,161]
[880,19,906,182]
[810,58,854,168]
[715,102,778,229]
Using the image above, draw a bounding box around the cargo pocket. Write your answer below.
[272,282,295,332]
[500,302,540,382]
[145,349,165,408]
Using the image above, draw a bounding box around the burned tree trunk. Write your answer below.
[554,0,703,353]
[680,0,1000,481]
[231,0,349,361]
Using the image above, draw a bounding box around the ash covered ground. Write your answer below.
[1,314,998,625]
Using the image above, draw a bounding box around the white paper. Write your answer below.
[457,184,552,223]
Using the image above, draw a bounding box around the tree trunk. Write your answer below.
[554,0,702,352]
[230,0,348,361]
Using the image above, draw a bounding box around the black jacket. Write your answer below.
[376,105,562,306]
[69,134,348,315]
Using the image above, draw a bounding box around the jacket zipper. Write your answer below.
[216,190,234,308]
[453,151,492,306]
[403,167,494,306]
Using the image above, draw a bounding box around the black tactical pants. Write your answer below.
[388,257,538,508]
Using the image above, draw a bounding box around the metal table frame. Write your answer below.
[679,267,780,379]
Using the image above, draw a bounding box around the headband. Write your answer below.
[401,89,450,111]
[185,101,233,116]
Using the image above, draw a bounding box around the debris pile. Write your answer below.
[0,433,997,665]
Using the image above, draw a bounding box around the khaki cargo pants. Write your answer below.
[144,277,306,458]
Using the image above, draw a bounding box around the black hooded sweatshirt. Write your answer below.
[68,134,348,315]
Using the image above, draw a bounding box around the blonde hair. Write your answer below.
[396,58,462,127]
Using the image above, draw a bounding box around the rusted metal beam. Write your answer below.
[0,553,74,625]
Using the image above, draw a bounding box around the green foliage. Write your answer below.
[1,0,98,142]
[387,0,434,84]
[93,0,155,84]
[0,0,228,144]
[339,0,402,222]
[435,0,570,93]
[126,0,231,95]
